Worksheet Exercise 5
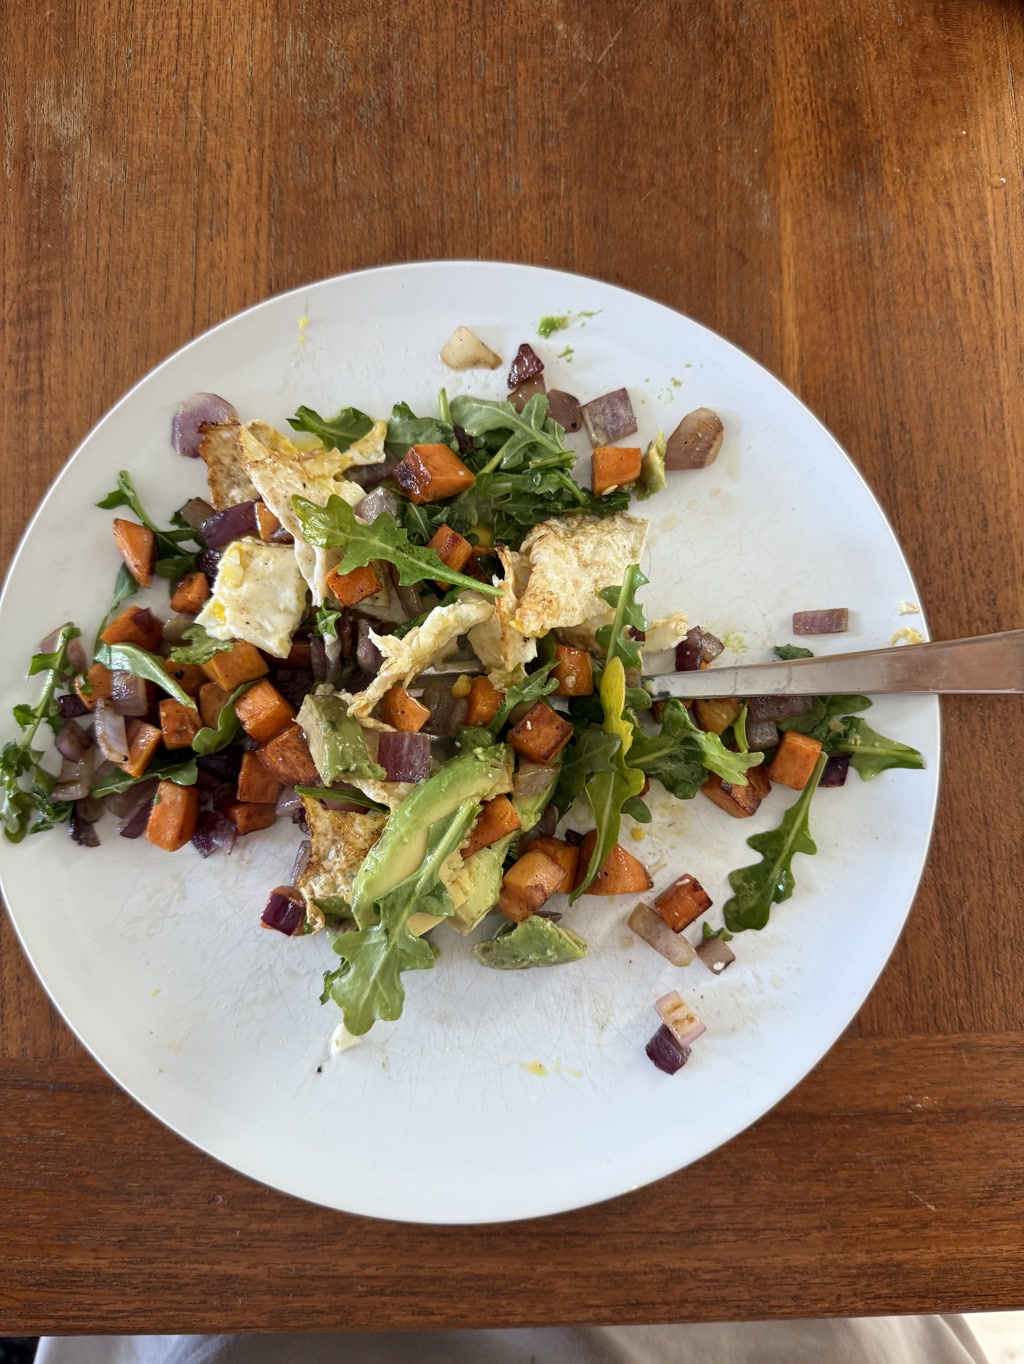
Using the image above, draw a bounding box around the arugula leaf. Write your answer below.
[488,660,558,733]
[629,698,763,801]
[596,564,648,671]
[1,625,81,842]
[734,704,749,753]
[572,657,647,901]
[437,388,453,427]
[723,752,827,932]
[392,589,462,639]
[97,471,203,577]
[91,755,198,797]
[287,404,374,450]
[168,625,235,666]
[385,401,458,457]
[449,392,569,472]
[778,694,872,743]
[621,795,652,822]
[636,432,667,500]
[552,725,619,816]
[320,800,477,1035]
[94,642,197,708]
[831,717,925,779]
[292,495,501,599]
[295,784,388,813]
[773,644,815,661]
[94,564,140,651]
[702,922,734,943]
[314,605,342,639]
[191,681,255,756]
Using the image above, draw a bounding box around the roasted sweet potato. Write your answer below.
[655,874,713,932]
[702,770,767,818]
[145,780,199,851]
[255,503,284,541]
[281,639,313,669]
[766,730,823,790]
[159,698,202,750]
[163,658,205,698]
[507,702,574,765]
[591,445,642,497]
[198,681,231,730]
[461,795,521,859]
[497,849,567,922]
[100,606,163,651]
[119,719,162,778]
[693,697,742,736]
[325,562,382,608]
[234,679,296,745]
[169,572,210,615]
[380,685,431,733]
[393,444,476,504]
[74,663,114,711]
[237,751,283,804]
[552,644,594,697]
[256,723,319,786]
[427,524,474,578]
[201,640,269,690]
[525,835,578,893]
[465,675,503,726]
[225,801,278,835]
[113,518,155,587]
[574,831,653,895]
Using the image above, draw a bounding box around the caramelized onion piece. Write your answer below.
[507,342,544,389]
[546,390,583,433]
[664,407,723,470]
[581,387,637,447]
[440,326,501,371]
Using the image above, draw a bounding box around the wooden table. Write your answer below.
[2,0,1022,1335]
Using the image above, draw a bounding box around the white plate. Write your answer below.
[0,263,939,1223]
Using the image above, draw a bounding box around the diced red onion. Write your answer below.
[196,547,223,580]
[58,692,91,720]
[745,717,780,751]
[355,618,383,679]
[201,501,261,550]
[103,779,157,819]
[94,699,129,764]
[563,828,584,847]
[172,393,238,458]
[76,794,105,823]
[793,607,849,635]
[820,754,851,787]
[192,809,238,858]
[55,720,93,762]
[291,837,312,881]
[269,525,295,545]
[645,1025,692,1075]
[664,407,724,470]
[674,626,724,672]
[178,496,215,531]
[628,902,696,967]
[746,695,814,723]
[197,751,241,783]
[53,751,96,801]
[546,390,583,433]
[702,631,725,662]
[347,456,402,492]
[69,806,100,848]
[512,760,558,809]
[262,885,305,935]
[695,935,736,974]
[377,731,431,782]
[655,990,706,1047]
[507,342,544,389]
[356,485,402,523]
[268,666,314,711]
[337,609,357,660]
[581,388,637,447]
[276,786,304,817]
[321,788,375,814]
[109,671,149,717]
[533,803,558,839]
[118,798,154,839]
[420,679,460,737]
[534,909,563,923]
[38,624,88,676]
[453,424,474,455]
[385,562,422,618]
[510,376,546,414]
[162,613,194,644]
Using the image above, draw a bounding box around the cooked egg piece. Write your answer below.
[514,512,648,637]
[195,536,306,660]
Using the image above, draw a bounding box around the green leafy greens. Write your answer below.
[168,625,235,666]
[94,564,140,650]
[294,785,388,813]
[94,642,197,709]
[288,405,374,451]
[190,682,256,756]
[96,471,204,579]
[773,643,815,661]
[488,660,558,734]
[629,699,763,801]
[831,717,926,779]
[91,754,198,798]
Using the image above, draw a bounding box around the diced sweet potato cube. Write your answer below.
[766,730,823,790]
[74,663,114,711]
[393,444,476,504]
[233,679,296,745]
[525,836,578,893]
[169,572,211,615]
[198,681,231,730]
[159,698,202,750]
[552,645,594,697]
[497,849,567,922]
[573,832,653,896]
[281,639,312,669]
[112,518,155,587]
[693,697,742,736]
[591,445,642,496]
[225,802,278,835]
[655,874,713,932]
[256,723,319,786]
[163,658,206,698]
[119,719,163,778]
[507,702,573,765]
[325,562,382,608]
[145,780,198,851]
[380,685,431,733]
[427,524,474,577]
[461,795,521,859]
[465,675,503,726]
[255,503,283,541]
[701,771,766,818]
[100,606,164,651]
[201,640,269,690]
[237,751,283,804]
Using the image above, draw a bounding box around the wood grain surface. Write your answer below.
[2,0,1022,1334]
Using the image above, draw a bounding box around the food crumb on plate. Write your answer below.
[897,601,920,615]
[890,626,925,646]
[330,1022,361,1054]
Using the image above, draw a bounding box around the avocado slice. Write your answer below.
[297,691,385,784]
[475,916,587,970]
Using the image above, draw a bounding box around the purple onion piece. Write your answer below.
[675,627,703,672]
[172,393,238,458]
[509,376,546,414]
[346,455,402,491]
[337,610,357,660]
[645,1025,692,1076]
[162,614,194,645]
[276,786,304,817]
[701,631,725,662]
[77,795,105,824]
[52,770,91,802]
[196,548,223,581]
[581,387,637,447]
[321,789,375,814]
[58,692,91,720]
[377,732,431,782]
[820,754,851,787]
[507,342,544,389]
[746,695,815,723]
[55,720,93,762]
[69,806,100,847]
[385,562,422,618]
[419,679,467,737]
[269,526,295,545]
[665,407,724,470]
[103,780,157,819]
[291,838,312,883]
[533,803,558,839]
[197,751,241,783]
[355,618,383,679]
[93,702,129,765]
[563,828,584,847]
[67,635,89,674]
[745,717,780,752]
[546,390,583,433]
[262,886,305,936]
[793,607,850,635]
[192,809,238,858]
[534,909,563,923]
[200,501,261,550]
[695,936,736,974]
[268,666,315,711]
[356,484,402,523]
[118,798,153,839]
[178,496,215,531]
[454,425,474,455]
[109,671,149,717]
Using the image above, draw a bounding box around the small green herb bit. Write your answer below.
[537,314,569,338]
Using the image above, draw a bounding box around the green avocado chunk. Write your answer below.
[475,916,588,970]
[297,691,385,785]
